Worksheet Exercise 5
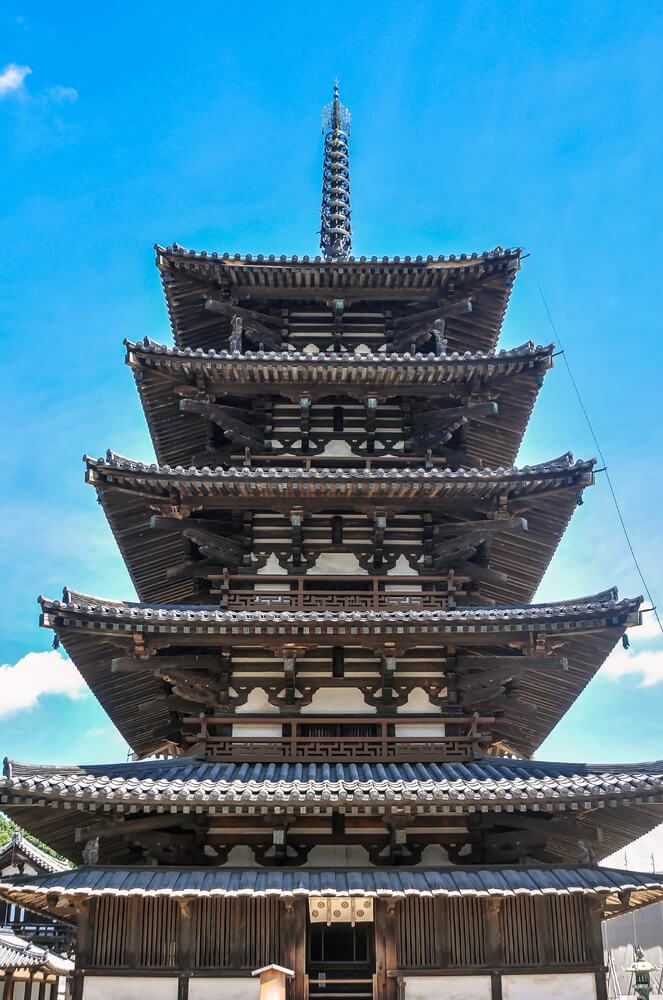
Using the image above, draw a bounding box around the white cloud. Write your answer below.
[46,85,78,104]
[602,614,663,687]
[0,63,31,97]
[0,650,87,718]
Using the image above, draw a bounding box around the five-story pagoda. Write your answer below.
[3,86,663,1000]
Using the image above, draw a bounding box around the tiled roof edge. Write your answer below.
[84,451,596,481]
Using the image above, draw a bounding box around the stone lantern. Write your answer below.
[624,945,659,999]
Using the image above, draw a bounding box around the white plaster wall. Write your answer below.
[397,687,441,715]
[418,844,451,866]
[256,554,287,575]
[232,723,283,737]
[394,723,445,737]
[306,845,372,867]
[12,984,27,1000]
[189,979,259,1000]
[321,440,354,457]
[387,555,417,576]
[404,975,492,1000]
[502,973,597,1000]
[234,688,279,714]
[83,977,179,1000]
[308,552,368,575]
[300,688,375,714]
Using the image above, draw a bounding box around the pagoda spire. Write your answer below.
[320,80,352,261]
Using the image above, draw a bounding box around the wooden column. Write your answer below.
[24,979,33,1000]
[287,898,307,1000]
[588,897,608,999]
[177,900,194,973]
[71,971,84,1000]
[485,898,502,967]
[374,900,397,1000]
[490,971,503,1000]
[2,975,13,1000]
[76,899,93,968]
[37,982,47,1000]
[177,975,189,1000]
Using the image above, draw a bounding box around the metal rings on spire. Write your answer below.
[320,82,352,261]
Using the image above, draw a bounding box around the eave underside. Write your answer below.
[85,455,593,607]
[127,340,552,470]
[37,592,638,759]
[157,247,520,354]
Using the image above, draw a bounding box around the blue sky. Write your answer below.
[1,1,662,773]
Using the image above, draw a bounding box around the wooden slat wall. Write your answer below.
[500,897,541,966]
[548,896,592,965]
[89,898,129,968]
[89,896,282,971]
[140,898,179,968]
[448,897,485,968]
[395,895,595,971]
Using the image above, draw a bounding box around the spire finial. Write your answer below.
[320,81,352,261]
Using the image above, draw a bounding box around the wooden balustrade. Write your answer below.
[226,589,454,612]
[184,715,493,763]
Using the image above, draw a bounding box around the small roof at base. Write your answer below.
[0,831,70,874]
[0,930,73,975]
[1,864,663,919]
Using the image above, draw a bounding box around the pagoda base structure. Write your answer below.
[4,862,663,999]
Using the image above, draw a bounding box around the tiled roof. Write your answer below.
[1,864,662,906]
[4,755,662,809]
[88,450,591,486]
[40,587,639,630]
[0,930,73,974]
[127,336,553,371]
[0,831,70,873]
[157,244,521,268]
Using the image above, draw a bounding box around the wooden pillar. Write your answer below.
[177,975,189,1000]
[2,975,13,1000]
[290,898,307,1000]
[76,899,93,968]
[177,900,194,973]
[24,978,33,1000]
[125,897,141,969]
[485,899,502,968]
[374,900,397,1000]
[37,982,47,1000]
[594,968,608,1000]
[434,897,450,967]
[71,971,84,1000]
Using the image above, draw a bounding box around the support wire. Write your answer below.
[533,270,662,635]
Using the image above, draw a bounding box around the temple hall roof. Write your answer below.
[0,930,73,976]
[0,831,70,874]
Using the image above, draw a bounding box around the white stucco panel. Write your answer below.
[189,979,260,1000]
[83,977,179,1000]
[502,973,597,1000]
[403,975,492,1000]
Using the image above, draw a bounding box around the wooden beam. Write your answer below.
[179,399,264,449]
